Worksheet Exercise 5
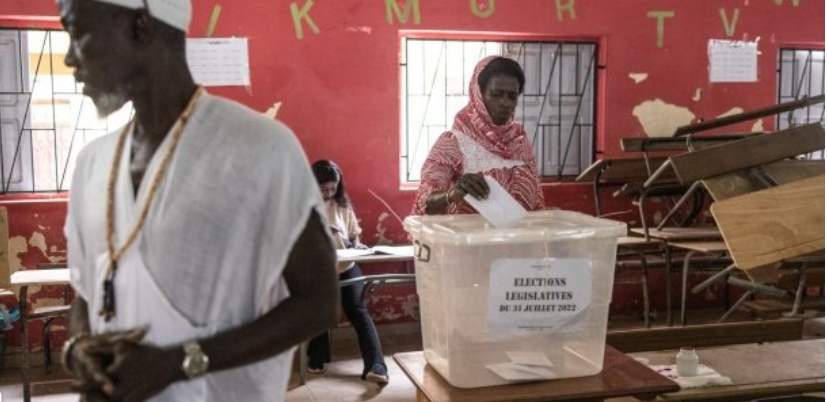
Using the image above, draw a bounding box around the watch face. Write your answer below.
[186,353,209,376]
[184,344,209,378]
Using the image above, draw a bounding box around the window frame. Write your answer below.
[0,23,132,195]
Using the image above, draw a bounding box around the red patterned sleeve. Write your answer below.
[411,132,463,215]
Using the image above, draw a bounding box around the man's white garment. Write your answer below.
[65,92,324,402]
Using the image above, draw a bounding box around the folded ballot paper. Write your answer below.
[463,176,528,229]
[487,351,557,381]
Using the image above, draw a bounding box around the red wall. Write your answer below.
[1,0,824,354]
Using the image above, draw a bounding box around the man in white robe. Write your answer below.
[59,1,339,401]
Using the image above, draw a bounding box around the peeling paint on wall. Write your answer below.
[632,99,696,137]
[717,107,743,118]
[628,73,648,84]
[263,102,282,119]
[751,119,765,132]
[692,88,702,102]
[28,231,65,264]
[374,212,394,245]
[9,236,27,273]
[343,25,373,34]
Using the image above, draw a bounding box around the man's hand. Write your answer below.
[102,341,185,402]
[70,329,146,397]
[449,173,489,201]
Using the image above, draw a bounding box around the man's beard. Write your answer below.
[94,89,129,118]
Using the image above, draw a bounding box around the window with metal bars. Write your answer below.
[777,48,825,159]
[400,37,598,183]
[0,28,131,194]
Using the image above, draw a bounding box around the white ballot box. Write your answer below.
[404,211,626,388]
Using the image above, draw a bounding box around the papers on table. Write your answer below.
[372,245,414,257]
[335,245,414,261]
[464,176,528,229]
[336,249,374,259]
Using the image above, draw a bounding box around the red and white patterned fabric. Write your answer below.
[411,56,545,215]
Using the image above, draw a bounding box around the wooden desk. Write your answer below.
[11,268,71,402]
[394,347,679,402]
[669,241,730,326]
[627,228,722,326]
[631,339,825,401]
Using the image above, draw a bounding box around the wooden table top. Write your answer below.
[11,268,71,286]
[631,339,825,401]
[393,346,679,402]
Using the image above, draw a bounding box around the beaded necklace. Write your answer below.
[100,87,203,321]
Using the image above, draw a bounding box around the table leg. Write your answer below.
[19,284,30,402]
[298,341,308,385]
[661,240,674,327]
[680,251,698,327]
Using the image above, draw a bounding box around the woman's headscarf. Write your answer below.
[452,56,527,159]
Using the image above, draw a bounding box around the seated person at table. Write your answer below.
[411,56,545,215]
[307,160,389,384]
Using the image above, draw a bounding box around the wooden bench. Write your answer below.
[606,319,804,353]
[621,133,755,152]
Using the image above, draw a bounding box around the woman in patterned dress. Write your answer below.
[412,56,545,215]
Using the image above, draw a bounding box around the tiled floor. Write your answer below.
[0,309,821,402]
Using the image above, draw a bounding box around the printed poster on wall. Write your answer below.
[487,258,591,335]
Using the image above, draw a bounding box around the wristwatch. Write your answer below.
[181,341,210,378]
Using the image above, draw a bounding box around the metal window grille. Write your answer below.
[777,48,825,159]
[0,28,131,194]
[400,38,597,183]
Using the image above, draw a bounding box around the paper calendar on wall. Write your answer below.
[186,38,250,87]
[708,39,758,83]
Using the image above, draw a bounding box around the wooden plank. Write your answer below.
[606,319,804,353]
[669,123,825,184]
[0,207,9,289]
[629,227,721,241]
[669,241,729,253]
[711,175,825,270]
[393,347,679,402]
[621,133,756,152]
[674,95,825,136]
[575,157,671,183]
[703,160,825,201]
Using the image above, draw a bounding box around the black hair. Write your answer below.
[477,57,525,94]
[312,159,351,208]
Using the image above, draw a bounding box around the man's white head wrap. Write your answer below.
[89,0,191,33]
